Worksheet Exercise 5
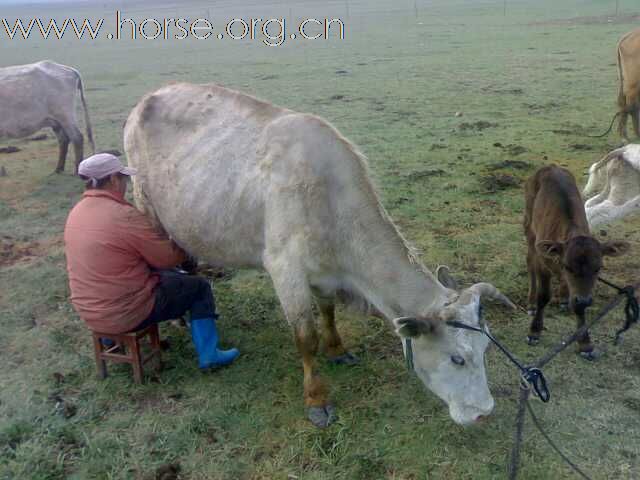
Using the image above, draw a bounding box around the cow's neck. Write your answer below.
[342,217,449,320]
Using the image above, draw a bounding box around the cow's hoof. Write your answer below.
[579,348,602,362]
[527,309,536,317]
[526,335,540,346]
[328,352,360,366]
[307,404,337,428]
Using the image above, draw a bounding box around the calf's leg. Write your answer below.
[526,249,537,315]
[528,271,550,345]
[576,312,598,360]
[558,278,569,310]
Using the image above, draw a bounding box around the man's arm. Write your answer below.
[121,207,187,269]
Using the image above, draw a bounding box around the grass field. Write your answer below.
[2,0,640,478]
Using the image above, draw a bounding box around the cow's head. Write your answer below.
[392,267,516,426]
[537,236,630,313]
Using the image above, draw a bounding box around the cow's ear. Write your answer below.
[393,317,440,338]
[601,240,630,257]
[436,265,459,291]
[536,241,564,259]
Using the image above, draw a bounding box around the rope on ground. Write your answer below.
[507,386,530,480]
[508,281,640,479]
[525,398,592,480]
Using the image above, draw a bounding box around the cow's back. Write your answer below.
[124,83,294,267]
[0,61,78,137]
[525,165,589,245]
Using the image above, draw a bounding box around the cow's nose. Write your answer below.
[574,296,593,310]
[474,414,489,424]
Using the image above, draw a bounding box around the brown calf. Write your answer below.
[617,28,640,141]
[524,165,629,359]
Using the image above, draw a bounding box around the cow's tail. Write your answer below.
[584,40,627,139]
[617,36,627,110]
[585,111,620,138]
[76,72,95,154]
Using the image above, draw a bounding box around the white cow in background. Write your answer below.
[0,60,95,174]
[583,144,640,227]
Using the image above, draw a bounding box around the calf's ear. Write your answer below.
[601,240,631,257]
[393,317,440,338]
[436,265,459,291]
[536,240,564,259]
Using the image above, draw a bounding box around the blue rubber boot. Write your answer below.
[190,316,239,369]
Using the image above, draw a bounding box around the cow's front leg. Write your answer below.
[558,277,569,311]
[265,259,336,428]
[526,249,537,316]
[316,296,358,366]
[528,271,550,345]
[575,312,599,361]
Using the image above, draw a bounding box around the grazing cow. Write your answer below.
[124,82,516,427]
[617,28,640,141]
[0,60,95,173]
[524,165,629,359]
[583,144,640,227]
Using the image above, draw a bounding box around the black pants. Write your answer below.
[131,271,217,332]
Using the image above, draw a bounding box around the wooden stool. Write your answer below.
[91,324,162,383]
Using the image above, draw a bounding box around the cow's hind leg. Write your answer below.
[59,122,84,175]
[314,295,359,366]
[266,261,335,428]
[619,109,630,143]
[633,106,640,139]
[528,271,550,345]
[52,124,69,174]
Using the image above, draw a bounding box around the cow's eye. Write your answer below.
[451,355,465,366]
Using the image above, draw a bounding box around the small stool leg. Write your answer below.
[129,337,144,384]
[92,335,107,379]
[149,324,162,372]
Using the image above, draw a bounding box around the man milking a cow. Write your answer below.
[63,153,239,370]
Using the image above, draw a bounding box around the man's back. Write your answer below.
[65,189,184,333]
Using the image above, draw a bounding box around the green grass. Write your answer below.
[1,0,640,478]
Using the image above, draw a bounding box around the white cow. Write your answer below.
[0,60,95,173]
[584,144,640,227]
[124,82,515,427]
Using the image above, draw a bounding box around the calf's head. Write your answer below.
[537,236,630,313]
[392,273,515,426]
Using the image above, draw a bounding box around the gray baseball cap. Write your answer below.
[78,153,137,183]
